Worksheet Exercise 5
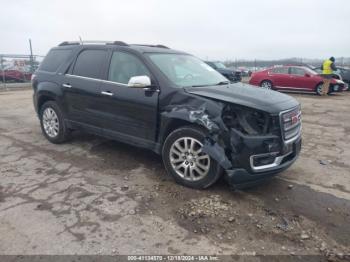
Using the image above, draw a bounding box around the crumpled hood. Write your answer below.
[184,82,299,114]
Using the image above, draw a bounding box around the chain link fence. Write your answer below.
[0,54,44,90]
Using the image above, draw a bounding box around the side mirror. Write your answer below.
[128,75,151,88]
[305,73,311,77]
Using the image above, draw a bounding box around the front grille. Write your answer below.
[280,106,302,142]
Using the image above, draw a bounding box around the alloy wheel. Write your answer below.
[42,107,59,138]
[261,81,272,89]
[169,137,210,181]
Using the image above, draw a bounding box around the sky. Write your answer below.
[1,0,349,60]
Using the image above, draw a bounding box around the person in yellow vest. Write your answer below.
[320,57,337,95]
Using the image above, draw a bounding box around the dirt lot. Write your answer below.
[0,89,349,259]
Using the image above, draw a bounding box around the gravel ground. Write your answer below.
[0,89,349,259]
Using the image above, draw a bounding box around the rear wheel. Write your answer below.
[260,80,273,90]
[39,101,70,144]
[162,126,222,189]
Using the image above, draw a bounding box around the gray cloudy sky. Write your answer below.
[1,0,349,60]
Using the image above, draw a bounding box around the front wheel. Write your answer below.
[316,83,323,95]
[260,80,273,90]
[162,126,222,189]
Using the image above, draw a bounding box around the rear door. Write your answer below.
[98,50,159,142]
[63,48,108,128]
[268,67,289,88]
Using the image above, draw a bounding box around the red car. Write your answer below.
[249,66,347,95]
[0,70,32,82]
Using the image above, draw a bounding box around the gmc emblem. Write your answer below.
[291,114,299,125]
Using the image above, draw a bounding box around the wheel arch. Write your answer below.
[316,81,324,88]
[35,82,64,113]
[37,94,57,113]
[159,117,206,144]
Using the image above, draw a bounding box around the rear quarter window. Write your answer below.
[73,50,108,79]
[39,49,72,72]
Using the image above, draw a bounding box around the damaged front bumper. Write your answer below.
[225,134,301,189]
[161,91,302,189]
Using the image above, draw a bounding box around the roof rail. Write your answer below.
[58,40,129,46]
[132,44,170,49]
[58,41,80,46]
[110,41,129,46]
[156,44,170,49]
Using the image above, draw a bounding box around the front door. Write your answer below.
[288,67,314,91]
[98,50,159,142]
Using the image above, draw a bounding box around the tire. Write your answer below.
[39,101,70,144]
[162,126,222,189]
[260,80,273,90]
[316,83,323,95]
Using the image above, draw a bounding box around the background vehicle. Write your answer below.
[313,66,350,86]
[0,69,32,82]
[337,67,350,85]
[33,41,301,189]
[236,67,252,77]
[205,61,242,82]
[249,65,347,95]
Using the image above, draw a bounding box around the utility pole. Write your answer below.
[254,59,257,71]
[29,39,34,73]
[1,55,7,90]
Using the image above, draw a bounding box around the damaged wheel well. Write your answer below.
[161,119,205,143]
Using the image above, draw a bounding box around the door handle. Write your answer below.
[101,91,113,96]
[62,83,72,88]
[143,87,160,92]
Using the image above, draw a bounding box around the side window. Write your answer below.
[108,51,150,84]
[270,67,288,74]
[39,49,72,72]
[73,50,107,79]
[290,67,305,76]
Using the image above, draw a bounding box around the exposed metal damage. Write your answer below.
[161,92,276,170]
[160,87,301,187]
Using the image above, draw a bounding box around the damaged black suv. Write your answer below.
[32,41,302,189]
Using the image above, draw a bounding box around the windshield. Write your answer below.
[147,53,228,87]
[213,62,227,69]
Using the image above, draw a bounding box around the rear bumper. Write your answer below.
[224,136,301,189]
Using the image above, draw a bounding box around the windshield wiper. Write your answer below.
[190,81,230,88]
[190,84,213,87]
[216,81,230,85]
